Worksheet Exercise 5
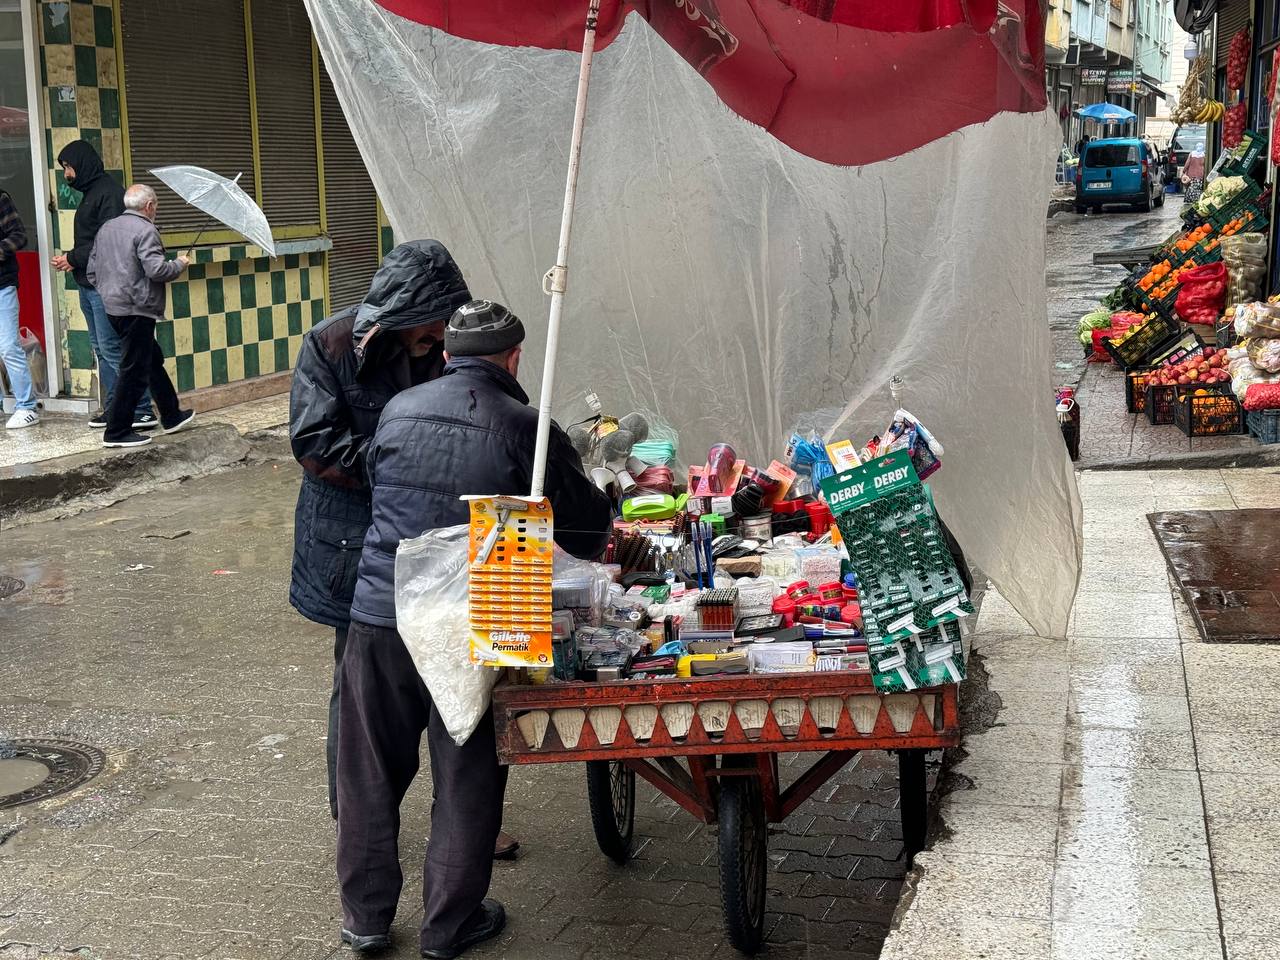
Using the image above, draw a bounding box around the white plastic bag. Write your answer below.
[395,524,498,747]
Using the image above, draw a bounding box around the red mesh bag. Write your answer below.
[1243,382,1280,410]
[1176,262,1228,325]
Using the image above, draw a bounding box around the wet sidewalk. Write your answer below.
[882,465,1280,960]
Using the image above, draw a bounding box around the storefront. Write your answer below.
[24,0,393,406]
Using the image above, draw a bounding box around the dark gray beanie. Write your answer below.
[445,300,526,356]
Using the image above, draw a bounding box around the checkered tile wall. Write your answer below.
[41,0,329,399]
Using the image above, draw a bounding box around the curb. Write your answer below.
[1078,445,1280,472]
[0,423,253,522]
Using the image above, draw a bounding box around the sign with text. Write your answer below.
[819,450,919,516]
[1080,68,1107,86]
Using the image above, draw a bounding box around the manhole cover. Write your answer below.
[0,738,105,809]
[0,576,24,600]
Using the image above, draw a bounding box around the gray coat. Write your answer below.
[87,210,184,319]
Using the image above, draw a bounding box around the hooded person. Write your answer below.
[288,238,471,821]
[52,140,154,429]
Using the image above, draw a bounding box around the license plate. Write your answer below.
[1086,182,1111,190]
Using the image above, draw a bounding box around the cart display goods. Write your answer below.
[492,673,958,954]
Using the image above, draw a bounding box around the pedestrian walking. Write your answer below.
[0,187,38,430]
[52,140,155,430]
[335,300,613,958]
[87,185,196,448]
[288,239,474,822]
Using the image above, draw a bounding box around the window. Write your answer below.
[120,0,256,234]
[1086,144,1139,166]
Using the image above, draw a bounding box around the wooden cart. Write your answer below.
[492,672,960,954]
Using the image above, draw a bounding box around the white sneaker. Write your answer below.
[5,409,39,430]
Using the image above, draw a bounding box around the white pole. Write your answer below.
[530,0,602,499]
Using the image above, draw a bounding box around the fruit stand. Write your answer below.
[491,672,959,955]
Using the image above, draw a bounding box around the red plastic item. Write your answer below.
[785,580,811,600]
[1243,382,1280,410]
[771,596,796,625]
[840,603,861,624]
[805,500,832,537]
[1176,262,1228,325]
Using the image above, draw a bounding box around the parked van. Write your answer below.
[1075,137,1165,213]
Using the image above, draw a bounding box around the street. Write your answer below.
[0,462,916,960]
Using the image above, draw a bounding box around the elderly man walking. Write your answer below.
[87,184,196,448]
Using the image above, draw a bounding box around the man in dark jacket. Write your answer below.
[336,301,612,958]
[289,239,471,820]
[52,140,153,429]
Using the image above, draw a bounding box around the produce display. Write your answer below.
[1143,346,1231,388]
[1176,262,1228,326]
[1194,176,1249,215]
[1228,28,1250,91]
[1173,223,1214,253]
[1172,55,1211,125]
[1223,233,1268,304]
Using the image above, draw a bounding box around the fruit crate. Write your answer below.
[1149,331,1205,368]
[1246,409,1280,443]
[1173,385,1245,437]
[1103,311,1180,367]
[1125,366,1158,413]
[1219,130,1267,179]
[1146,382,1180,425]
[1204,178,1267,229]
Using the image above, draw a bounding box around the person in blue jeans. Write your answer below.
[0,188,38,430]
[51,140,154,429]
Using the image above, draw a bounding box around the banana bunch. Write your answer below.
[1195,100,1225,122]
[1172,55,1211,125]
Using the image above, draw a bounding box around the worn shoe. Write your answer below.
[133,412,159,430]
[420,900,506,959]
[493,831,520,860]
[340,928,391,954]
[5,409,39,430]
[163,409,196,434]
[102,431,152,448]
[87,409,108,429]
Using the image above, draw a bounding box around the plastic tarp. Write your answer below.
[303,0,1082,638]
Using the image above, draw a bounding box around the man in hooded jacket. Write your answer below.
[52,140,153,429]
[289,239,472,822]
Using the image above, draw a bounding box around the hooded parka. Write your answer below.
[288,240,471,627]
[57,140,124,290]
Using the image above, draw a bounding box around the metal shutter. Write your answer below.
[121,0,256,234]
[251,0,320,228]
[319,64,379,311]
[1216,0,1251,66]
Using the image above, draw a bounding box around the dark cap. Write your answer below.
[445,300,526,357]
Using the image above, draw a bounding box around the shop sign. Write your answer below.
[1108,75,1138,93]
[1080,68,1107,86]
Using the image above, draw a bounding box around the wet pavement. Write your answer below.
[0,462,926,960]
[1151,508,1280,643]
[1046,194,1184,390]
[881,465,1280,960]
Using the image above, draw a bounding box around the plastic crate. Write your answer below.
[1173,385,1245,437]
[1149,331,1205,368]
[1146,383,1180,425]
[1203,177,1266,229]
[1219,130,1267,178]
[1246,409,1280,443]
[1103,311,1180,368]
[1125,366,1157,413]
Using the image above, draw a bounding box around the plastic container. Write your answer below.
[805,500,832,538]
[1246,408,1280,443]
[1173,385,1244,437]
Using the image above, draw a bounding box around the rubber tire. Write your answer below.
[718,777,768,955]
[1137,190,1153,213]
[586,760,635,865]
[1156,188,1166,208]
[1074,203,1087,214]
[898,750,929,864]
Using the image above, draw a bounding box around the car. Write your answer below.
[1165,123,1207,184]
[1075,136,1166,213]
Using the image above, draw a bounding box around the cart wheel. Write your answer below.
[717,776,767,955]
[586,760,635,864]
[898,749,928,862]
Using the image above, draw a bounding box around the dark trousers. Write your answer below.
[104,314,180,440]
[327,625,348,820]
[336,620,508,951]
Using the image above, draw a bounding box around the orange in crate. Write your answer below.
[466,496,554,669]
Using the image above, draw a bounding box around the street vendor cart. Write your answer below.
[491,672,959,954]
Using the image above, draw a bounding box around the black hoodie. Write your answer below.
[57,140,124,289]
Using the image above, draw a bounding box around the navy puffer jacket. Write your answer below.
[350,356,613,628]
[288,240,470,628]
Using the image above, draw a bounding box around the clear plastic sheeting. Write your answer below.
[306,0,1082,638]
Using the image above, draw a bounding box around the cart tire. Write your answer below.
[586,760,635,865]
[718,777,767,955]
[898,749,928,862]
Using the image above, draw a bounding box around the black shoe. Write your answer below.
[341,928,391,954]
[133,412,159,430]
[88,410,108,429]
[102,431,153,449]
[162,409,196,434]
[421,900,506,959]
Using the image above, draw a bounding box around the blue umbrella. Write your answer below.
[1075,102,1137,124]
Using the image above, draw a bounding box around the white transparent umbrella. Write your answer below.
[149,165,276,257]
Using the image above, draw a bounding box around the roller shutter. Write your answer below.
[319,65,379,311]
[1216,0,1252,67]
[251,0,320,229]
[121,0,256,234]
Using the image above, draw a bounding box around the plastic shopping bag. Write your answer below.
[19,327,46,396]
[395,524,499,747]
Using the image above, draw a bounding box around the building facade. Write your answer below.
[5,0,394,409]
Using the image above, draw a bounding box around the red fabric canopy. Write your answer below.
[372,0,1045,166]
